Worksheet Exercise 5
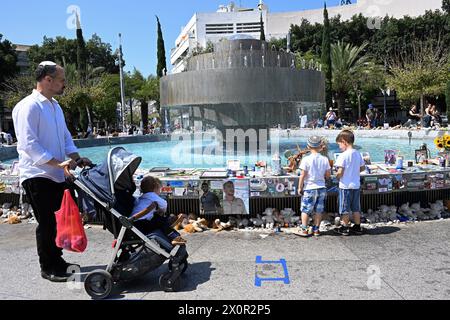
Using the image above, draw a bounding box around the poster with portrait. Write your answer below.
[199,180,224,215]
[222,179,250,215]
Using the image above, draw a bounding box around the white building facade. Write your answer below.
[170,0,443,73]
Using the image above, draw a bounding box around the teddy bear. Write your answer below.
[377,205,389,222]
[214,219,233,232]
[272,209,284,227]
[387,205,399,222]
[236,215,249,229]
[281,208,299,227]
[183,213,209,233]
[262,208,275,229]
[398,203,416,220]
[410,202,427,220]
[250,214,264,228]
[425,201,444,220]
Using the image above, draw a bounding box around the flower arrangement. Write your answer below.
[434,134,450,151]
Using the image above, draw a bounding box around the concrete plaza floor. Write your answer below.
[0,220,449,300]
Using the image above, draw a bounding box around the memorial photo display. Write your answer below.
[199,179,250,215]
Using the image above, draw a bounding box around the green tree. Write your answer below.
[93,74,121,128]
[0,74,34,108]
[260,12,266,41]
[446,79,450,120]
[76,13,88,85]
[135,75,160,133]
[0,34,18,84]
[86,34,120,74]
[156,16,167,78]
[349,63,386,120]
[331,41,371,117]
[443,0,450,14]
[387,41,449,115]
[27,35,120,73]
[321,3,333,110]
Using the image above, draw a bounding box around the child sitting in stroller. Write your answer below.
[129,176,187,246]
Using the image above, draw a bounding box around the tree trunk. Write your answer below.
[358,93,362,120]
[337,93,346,119]
[141,100,149,134]
[420,94,424,126]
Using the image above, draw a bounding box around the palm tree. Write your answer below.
[331,41,371,118]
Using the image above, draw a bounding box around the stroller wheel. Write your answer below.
[159,273,182,292]
[84,270,114,300]
[168,258,188,274]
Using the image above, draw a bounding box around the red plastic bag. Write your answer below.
[55,190,88,253]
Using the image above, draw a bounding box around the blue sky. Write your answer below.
[0,0,340,77]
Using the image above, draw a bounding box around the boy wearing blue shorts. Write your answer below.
[297,136,331,237]
[334,130,366,236]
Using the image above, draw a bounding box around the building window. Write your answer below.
[206,23,234,34]
[236,22,261,33]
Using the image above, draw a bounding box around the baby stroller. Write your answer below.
[73,147,188,300]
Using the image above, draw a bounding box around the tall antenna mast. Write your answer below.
[118,33,126,132]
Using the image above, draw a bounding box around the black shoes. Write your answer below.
[334,226,350,236]
[56,259,81,272]
[350,224,364,235]
[41,260,81,282]
[41,270,70,282]
[334,225,364,236]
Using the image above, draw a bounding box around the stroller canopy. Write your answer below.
[78,147,142,206]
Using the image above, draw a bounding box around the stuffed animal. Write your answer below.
[214,219,233,232]
[227,216,239,229]
[410,203,427,220]
[427,201,444,219]
[6,214,21,225]
[19,203,31,220]
[388,205,399,222]
[272,209,283,226]
[400,203,416,220]
[237,215,249,228]
[173,213,189,231]
[183,216,209,233]
[281,208,299,227]
[262,208,275,229]
[250,214,264,228]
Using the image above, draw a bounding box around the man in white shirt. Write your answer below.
[13,61,92,282]
[222,181,247,215]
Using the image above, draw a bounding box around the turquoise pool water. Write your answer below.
[5,137,436,169]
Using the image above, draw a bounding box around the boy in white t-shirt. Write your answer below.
[297,136,331,237]
[334,130,366,236]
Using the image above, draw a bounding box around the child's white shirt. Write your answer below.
[300,153,331,190]
[335,149,365,189]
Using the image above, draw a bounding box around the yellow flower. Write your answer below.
[445,140,450,149]
[434,137,444,148]
[444,135,450,142]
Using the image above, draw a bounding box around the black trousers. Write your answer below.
[133,214,179,240]
[22,178,68,272]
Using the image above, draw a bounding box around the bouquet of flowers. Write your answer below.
[434,134,450,151]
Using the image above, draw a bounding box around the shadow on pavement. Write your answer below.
[319,226,402,237]
[79,261,215,299]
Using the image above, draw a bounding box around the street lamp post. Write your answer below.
[381,88,391,127]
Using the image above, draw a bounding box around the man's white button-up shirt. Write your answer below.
[13,90,79,184]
